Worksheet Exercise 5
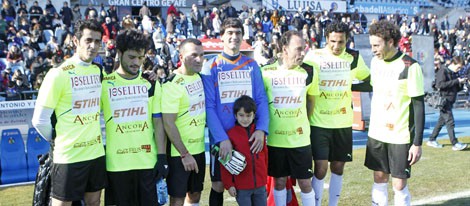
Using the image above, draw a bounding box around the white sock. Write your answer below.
[273,188,287,206]
[328,173,343,206]
[312,176,324,206]
[372,183,388,206]
[183,203,199,206]
[301,190,316,206]
[393,186,411,206]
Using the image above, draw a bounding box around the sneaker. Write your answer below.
[452,143,468,151]
[427,141,443,148]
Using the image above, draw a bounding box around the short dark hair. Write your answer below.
[116,29,150,54]
[281,30,302,49]
[233,95,257,115]
[179,38,202,54]
[74,19,104,41]
[221,18,244,36]
[369,20,401,47]
[325,22,350,39]
[452,55,464,65]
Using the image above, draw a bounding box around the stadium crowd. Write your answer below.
[0,0,469,100]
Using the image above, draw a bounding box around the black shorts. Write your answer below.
[51,156,107,201]
[310,126,353,162]
[167,152,206,198]
[210,144,221,182]
[268,145,313,179]
[105,169,157,206]
[364,138,411,179]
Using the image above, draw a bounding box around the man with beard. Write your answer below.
[101,29,167,205]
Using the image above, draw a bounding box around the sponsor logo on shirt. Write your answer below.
[273,108,303,118]
[115,122,150,133]
[319,91,349,99]
[73,135,101,148]
[73,112,100,125]
[116,144,152,154]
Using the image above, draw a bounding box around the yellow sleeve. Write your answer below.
[354,55,371,81]
[161,81,182,114]
[152,81,162,115]
[36,68,64,109]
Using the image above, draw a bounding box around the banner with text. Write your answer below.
[349,2,420,16]
[263,0,346,13]
[0,100,35,136]
[80,0,198,8]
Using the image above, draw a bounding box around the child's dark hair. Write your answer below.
[233,95,257,114]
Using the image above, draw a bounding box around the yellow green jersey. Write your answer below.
[304,48,370,128]
[368,52,424,144]
[35,57,103,164]
[101,72,161,172]
[261,61,320,148]
[161,72,206,157]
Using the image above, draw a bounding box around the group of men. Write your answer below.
[31,17,424,206]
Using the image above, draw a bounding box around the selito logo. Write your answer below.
[272,76,305,86]
[109,85,148,98]
[70,75,101,87]
[185,80,203,95]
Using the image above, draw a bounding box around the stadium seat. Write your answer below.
[26,128,49,181]
[0,129,28,184]
[43,29,54,43]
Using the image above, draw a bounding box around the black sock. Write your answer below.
[209,188,224,206]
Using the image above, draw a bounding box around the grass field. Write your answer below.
[1,137,469,206]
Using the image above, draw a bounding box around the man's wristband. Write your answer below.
[180,151,189,159]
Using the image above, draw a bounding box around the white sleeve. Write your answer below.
[31,106,54,142]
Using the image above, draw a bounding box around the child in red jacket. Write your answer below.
[221,95,268,206]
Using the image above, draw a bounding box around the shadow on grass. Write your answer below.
[419,196,470,206]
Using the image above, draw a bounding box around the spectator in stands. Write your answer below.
[262,15,273,43]
[29,24,43,51]
[107,6,117,22]
[153,25,164,54]
[60,2,73,29]
[33,73,44,90]
[191,4,202,38]
[29,55,48,84]
[5,80,20,100]
[72,4,81,23]
[139,1,151,19]
[179,12,189,38]
[39,9,54,31]
[166,12,175,36]
[52,12,63,30]
[12,70,30,93]
[225,3,238,18]
[16,2,28,25]
[102,17,117,44]
[29,1,43,21]
[212,11,222,38]
[84,3,97,20]
[6,44,23,72]
[1,0,16,24]
[44,0,57,16]
[46,36,59,52]
[399,31,412,56]
[202,12,212,36]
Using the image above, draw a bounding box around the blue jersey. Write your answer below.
[201,53,269,144]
